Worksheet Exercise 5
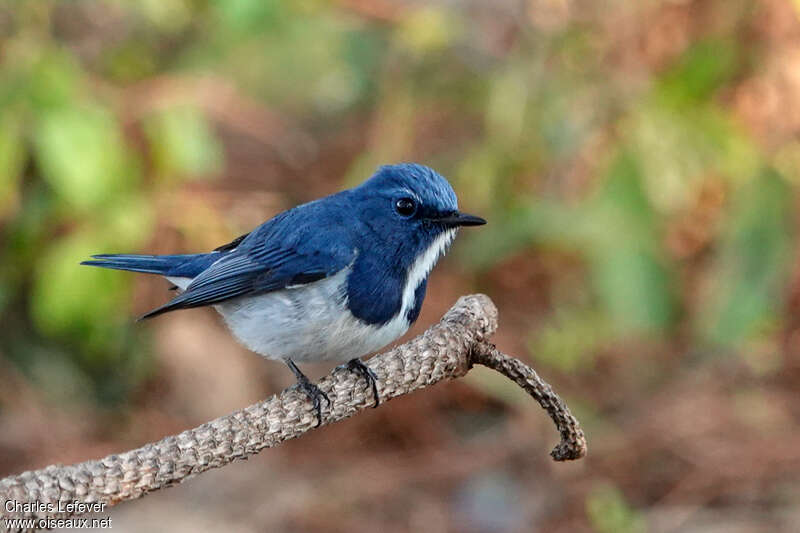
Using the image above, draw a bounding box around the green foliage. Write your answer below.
[35,103,138,211]
[529,306,611,373]
[0,112,24,217]
[656,40,738,107]
[700,169,793,346]
[0,1,218,404]
[31,229,130,344]
[396,6,460,56]
[586,152,675,335]
[586,484,647,533]
[196,1,386,115]
[144,106,223,180]
[459,23,793,372]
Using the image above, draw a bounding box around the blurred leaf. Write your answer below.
[624,39,755,214]
[34,103,138,211]
[591,152,657,236]
[26,49,84,110]
[773,141,800,186]
[586,484,647,533]
[0,184,55,290]
[656,40,738,107]
[139,0,192,33]
[0,111,25,218]
[463,366,537,406]
[630,96,760,212]
[591,247,673,334]
[459,201,582,271]
[342,29,386,100]
[700,168,794,346]
[486,64,529,144]
[103,40,158,83]
[529,305,611,372]
[586,152,675,334]
[190,9,375,115]
[214,0,287,33]
[456,148,502,213]
[99,193,156,249]
[396,6,459,56]
[144,106,223,181]
[312,64,362,111]
[30,229,131,347]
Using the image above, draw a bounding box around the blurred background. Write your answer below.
[1,0,800,531]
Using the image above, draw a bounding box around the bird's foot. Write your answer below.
[286,359,330,427]
[343,358,380,407]
[294,376,330,427]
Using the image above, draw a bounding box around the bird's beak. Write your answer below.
[436,211,487,228]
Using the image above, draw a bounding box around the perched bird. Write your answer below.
[82,163,485,424]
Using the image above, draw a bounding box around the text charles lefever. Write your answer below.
[5,499,107,514]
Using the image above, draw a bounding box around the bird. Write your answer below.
[82,163,486,425]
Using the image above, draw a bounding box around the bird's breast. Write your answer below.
[215,267,411,363]
[214,229,456,363]
[345,228,456,327]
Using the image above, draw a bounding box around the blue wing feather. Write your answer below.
[81,253,221,277]
[139,200,356,319]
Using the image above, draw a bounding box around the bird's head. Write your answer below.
[349,163,485,266]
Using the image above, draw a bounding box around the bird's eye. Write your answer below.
[395,197,417,217]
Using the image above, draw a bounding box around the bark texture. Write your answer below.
[0,294,586,528]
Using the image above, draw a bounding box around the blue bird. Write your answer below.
[82,163,485,424]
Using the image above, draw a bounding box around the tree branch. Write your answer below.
[0,294,586,525]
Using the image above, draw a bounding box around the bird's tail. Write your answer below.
[80,253,217,277]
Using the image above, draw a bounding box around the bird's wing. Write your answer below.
[140,215,355,319]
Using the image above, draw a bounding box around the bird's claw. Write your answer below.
[343,359,380,407]
[295,377,330,427]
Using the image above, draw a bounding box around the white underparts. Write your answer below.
[165,276,192,291]
[214,267,407,363]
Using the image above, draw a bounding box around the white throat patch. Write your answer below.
[398,228,457,320]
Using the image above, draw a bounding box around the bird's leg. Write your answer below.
[341,358,380,408]
[285,359,329,427]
